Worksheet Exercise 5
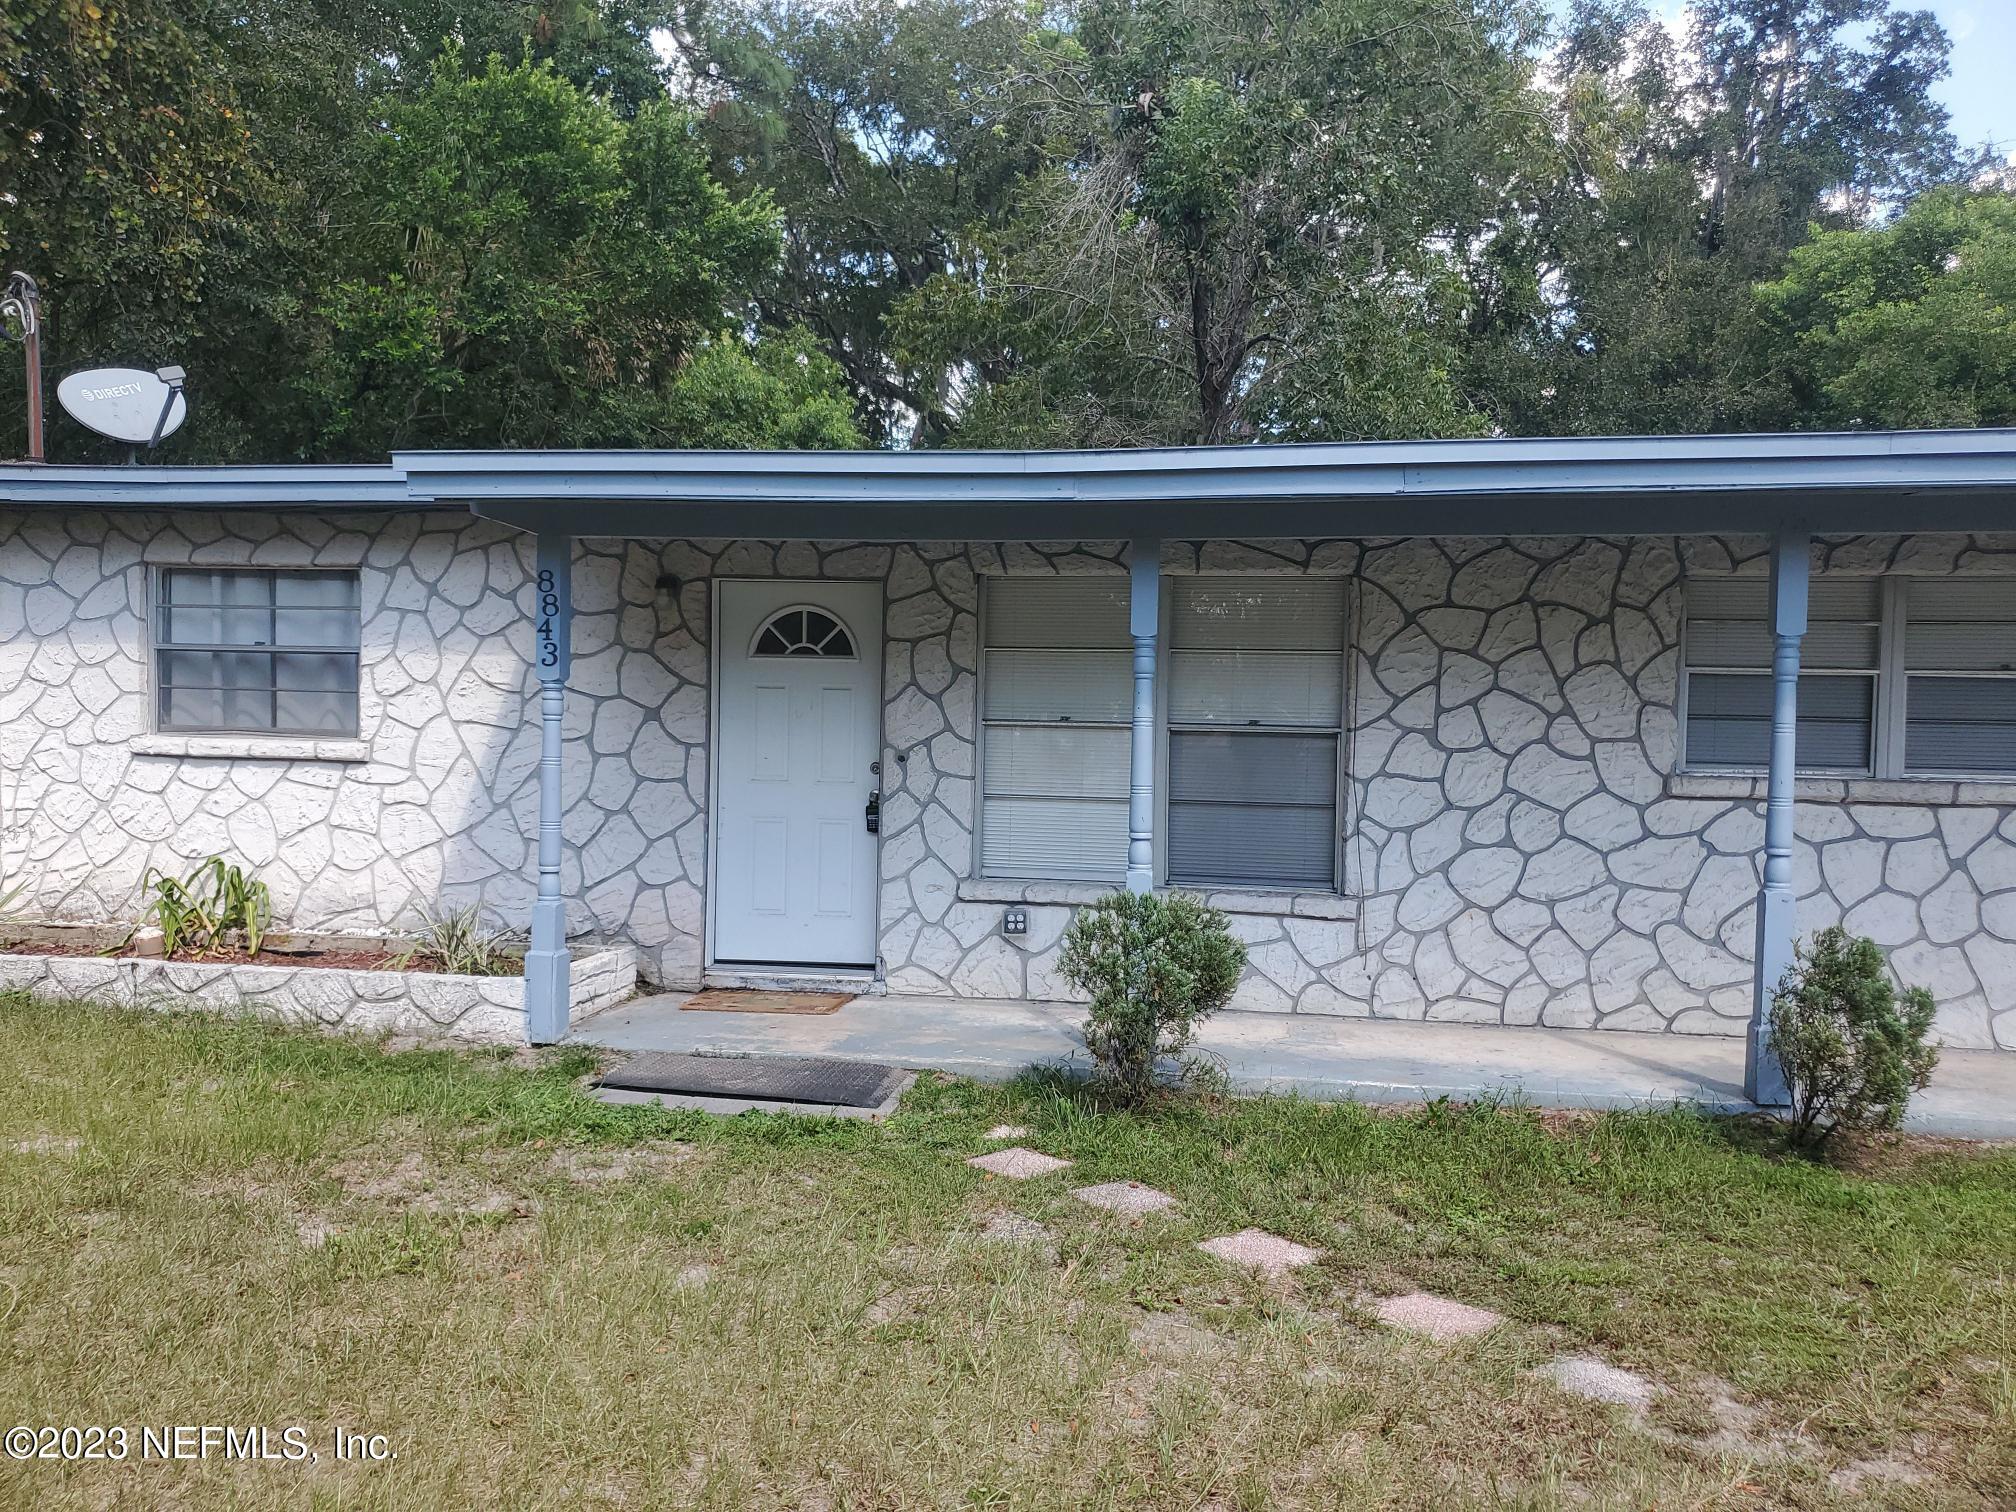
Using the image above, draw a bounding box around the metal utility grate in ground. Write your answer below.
[595,1051,907,1110]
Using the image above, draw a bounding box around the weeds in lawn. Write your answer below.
[0,993,2010,1509]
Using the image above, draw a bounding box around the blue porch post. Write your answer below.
[524,532,573,1044]
[1747,528,1808,1105]
[1126,538,1160,893]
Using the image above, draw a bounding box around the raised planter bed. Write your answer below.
[0,926,636,1043]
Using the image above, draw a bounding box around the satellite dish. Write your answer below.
[56,366,188,446]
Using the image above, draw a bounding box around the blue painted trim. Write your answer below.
[1126,538,1160,895]
[0,463,420,508]
[7,430,2016,524]
[396,429,2016,507]
[1747,529,1808,1106]
[523,532,573,1044]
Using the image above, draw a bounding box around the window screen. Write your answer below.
[1682,577,1877,773]
[1166,578,1345,889]
[979,579,1130,881]
[155,568,361,736]
[1903,579,2016,774]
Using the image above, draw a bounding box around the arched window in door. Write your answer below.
[751,606,857,659]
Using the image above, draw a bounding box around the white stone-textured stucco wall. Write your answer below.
[2,511,2012,1049]
[846,531,2016,1050]
[0,510,710,987]
[1340,533,2016,1050]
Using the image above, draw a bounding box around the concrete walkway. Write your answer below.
[570,991,2016,1140]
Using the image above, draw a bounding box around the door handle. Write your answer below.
[864,789,880,834]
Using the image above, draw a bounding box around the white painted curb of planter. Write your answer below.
[0,946,637,1044]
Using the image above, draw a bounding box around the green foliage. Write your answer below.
[0,0,262,457]
[1769,926,1940,1145]
[308,53,806,454]
[138,857,273,958]
[656,329,865,451]
[0,0,1992,456]
[1754,188,2016,428]
[1474,0,1969,437]
[1,15,859,460]
[1058,891,1245,1104]
[892,0,1540,445]
[694,0,1040,446]
[395,906,518,977]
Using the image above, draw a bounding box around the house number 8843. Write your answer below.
[536,568,563,668]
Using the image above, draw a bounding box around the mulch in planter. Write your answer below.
[0,937,522,975]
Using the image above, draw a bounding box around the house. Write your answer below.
[4,432,2015,1099]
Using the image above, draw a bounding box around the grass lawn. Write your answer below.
[0,996,2010,1509]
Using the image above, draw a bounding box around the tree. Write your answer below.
[2,1,855,461]
[0,0,265,455]
[1477,0,1969,437]
[301,53,849,453]
[1752,188,2016,430]
[693,0,1040,445]
[891,0,1545,447]
[656,326,863,449]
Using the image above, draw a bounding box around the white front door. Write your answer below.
[713,580,883,967]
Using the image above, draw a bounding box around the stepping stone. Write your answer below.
[1198,1228,1319,1277]
[982,1124,1029,1140]
[975,1211,1053,1246]
[671,1262,711,1292]
[1536,1355,1657,1409]
[1073,1180,1177,1218]
[10,1134,80,1155]
[1369,1291,1503,1341]
[295,1218,342,1249]
[967,1147,1072,1180]
[1129,1310,1230,1362]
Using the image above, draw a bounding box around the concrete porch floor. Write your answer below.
[569,992,2016,1140]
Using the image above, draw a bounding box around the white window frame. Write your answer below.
[973,577,1133,884]
[1159,575,1349,894]
[1891,576,2016,778]
[974,573,1352,895]
[1678,574,2016,779]
[149,565,363,739]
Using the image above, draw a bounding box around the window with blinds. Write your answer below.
[1166,578,1345,889]
[155,568,362,736]
[979,578,1132,881]
[1682,577,1879,772]
[1682,573,2016,778]
[1903,579,2016,775]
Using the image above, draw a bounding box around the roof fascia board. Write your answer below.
[397,431,2016,506]
[465,484,2011,542]
[0,463,424,509]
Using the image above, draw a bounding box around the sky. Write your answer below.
[1625,2,2016,158]
[1918,2,2016,156]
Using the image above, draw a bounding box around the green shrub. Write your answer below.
[1058,890,1245,1104]
[138,856,272,957]
[1769,925,1940,1145]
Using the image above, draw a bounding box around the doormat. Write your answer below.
[595,1051,906,1110]
[680,988,854,1016]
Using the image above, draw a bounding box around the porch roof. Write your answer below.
[5,429,2016,538]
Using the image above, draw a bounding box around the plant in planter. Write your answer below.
[1058,890,1246,1104]
[138,856,272,957]
[1769,925,1940,1146]
[393,906,519,976]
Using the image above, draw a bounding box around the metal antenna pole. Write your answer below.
[1,273,44,461]
[149,365,186,449]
